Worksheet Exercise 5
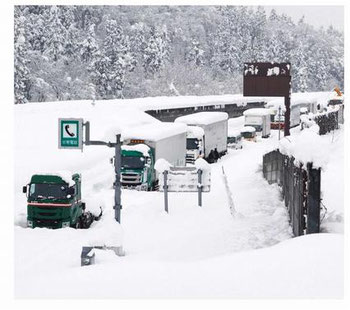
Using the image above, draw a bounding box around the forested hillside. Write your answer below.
[14,5,344,104]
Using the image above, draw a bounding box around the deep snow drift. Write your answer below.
[14,94,343,298]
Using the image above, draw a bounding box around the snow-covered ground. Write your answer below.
[14,94,343,298]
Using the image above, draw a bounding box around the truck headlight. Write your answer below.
[27,220,33,228]
[62,221,70,228]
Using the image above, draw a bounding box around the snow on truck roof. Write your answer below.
[241,126,256,133]
[175,112,228,125]
[122,122,187,141]
[243,108,271,116]
[121,144,151,157]
[187,125,205,138]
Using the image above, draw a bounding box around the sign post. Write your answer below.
[58,119,122,224]
[243,62,291,136]
[83,121,122,224]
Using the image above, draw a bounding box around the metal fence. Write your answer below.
[314,109,339,135]
[263,149,321,236]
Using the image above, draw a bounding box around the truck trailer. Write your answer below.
[174,112,228,163]
[243,108,271,138]
[121,122,187,190]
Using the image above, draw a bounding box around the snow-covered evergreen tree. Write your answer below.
[79,24,99,63]
[14,5,344,101]
[14,7,30,104]
[143,26,169,77]
[43,6,67,62]
[186,39,205,66]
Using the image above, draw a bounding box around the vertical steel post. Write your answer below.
[306,163,321,234]
[278,106,281,140]
[197,169,203,207]
[163,170,169,213]
[85,121,90,144]
[114,134,122,223]
[284,95,291,136]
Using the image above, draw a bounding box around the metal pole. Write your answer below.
[284,95,291,137]
[278,106,281,140]
[84,121,90,145]
[197,169,203,207]
[163,170,168,213]
[306,163,321,234]
[114,134,122,223]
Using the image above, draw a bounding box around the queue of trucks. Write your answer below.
[23,109,269,229]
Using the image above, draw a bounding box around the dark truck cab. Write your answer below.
[23,173,85,229]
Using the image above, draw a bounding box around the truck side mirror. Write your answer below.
[22,186,27,194]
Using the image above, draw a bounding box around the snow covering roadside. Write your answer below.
[279,126,344,233]
[16,233,343,298]
[14,95,343,298]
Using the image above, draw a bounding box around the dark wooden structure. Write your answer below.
[243,62,291,136]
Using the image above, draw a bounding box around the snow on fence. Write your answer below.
[263,149,321,237]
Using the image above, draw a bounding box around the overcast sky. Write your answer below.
[263,6,344,31]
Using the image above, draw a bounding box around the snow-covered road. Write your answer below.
[14,97,343,298]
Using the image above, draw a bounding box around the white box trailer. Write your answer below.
[243,108,271,138]
[175,112,228,162]
[123,122,187,166]
[121,122,187,190]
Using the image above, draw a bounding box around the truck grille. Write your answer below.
[186,154,195,164]
[121,173,142,185]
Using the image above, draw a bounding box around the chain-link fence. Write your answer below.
[263,149,321,236]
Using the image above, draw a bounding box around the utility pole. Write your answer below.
[114,134,121,223]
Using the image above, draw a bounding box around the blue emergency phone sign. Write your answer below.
[58,118,83,150]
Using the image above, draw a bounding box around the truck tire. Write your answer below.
[75,218,82,229]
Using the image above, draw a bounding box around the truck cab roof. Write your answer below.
[30,174,68,185]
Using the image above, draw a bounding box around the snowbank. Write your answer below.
[279,126,335,168]
[175,112,228,125]
[195,158,211,171]
[154,158,172,173]
[15,233,343,298]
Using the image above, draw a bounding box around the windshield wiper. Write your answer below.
[36,195,47,200]
[48,197,68,201]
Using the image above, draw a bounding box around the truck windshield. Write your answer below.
[241,132,254,139]
[122,156,145,169]
[227,137,236,144]
[187,138,200,150]
[29,183,68,199]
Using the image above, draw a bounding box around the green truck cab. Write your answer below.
[121,144,156,191]
[23,173,85,229]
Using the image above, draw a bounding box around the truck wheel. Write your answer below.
[75,219,81,229]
